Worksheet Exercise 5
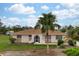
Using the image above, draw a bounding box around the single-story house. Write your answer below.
[12,29,66,44]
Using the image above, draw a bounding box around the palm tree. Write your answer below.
[35,12,56,54]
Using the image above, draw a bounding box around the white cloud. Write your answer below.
[61,3,79,10]
[41,5,49,10]
[2,17,22,26]
[61,3,77,8]
[55,5,61,9]
[7,4,36,14]
[52,8,79,20]
[52,3,79,26]
[1,15,39,27]
[38,15,43,17]
[28,14,36,18]
[26,15,38,27]
[3,16,7,19]
[61,3,75,8]
[52,3,79,20]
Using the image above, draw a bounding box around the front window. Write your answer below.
[17,35,22,39]
[48,35,51,39]
[29,35,32,41]
[45,35,51,39]
[56,35,62,40]
[45,35,51,43]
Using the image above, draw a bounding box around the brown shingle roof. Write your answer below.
[13,29,66,35]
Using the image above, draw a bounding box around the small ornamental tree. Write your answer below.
[9,38,16,44]
[58,39,64,45]
[57,39,64,48]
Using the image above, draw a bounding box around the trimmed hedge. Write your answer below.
[64,48,79,56]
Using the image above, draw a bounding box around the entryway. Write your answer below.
[34,35,40,43]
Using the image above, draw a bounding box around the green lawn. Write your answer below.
[0,35,56,52]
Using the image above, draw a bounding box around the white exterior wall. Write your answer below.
[13,36,17,39]
[62,36,65,40]
[40,34,45,43]
[12,34,64,44]
[12,35,30,43]
[51,35,65,43]
[76,41,79,46]
[51,36,57,42]
[21,35,29,43]
[13,34,45,44]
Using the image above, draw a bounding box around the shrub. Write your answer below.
[57,39,64,46]
[9,38,16,44]
[64,48,79,56]
[59,44,65,48]
[68,40,76,46]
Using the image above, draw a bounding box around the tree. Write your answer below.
[67,25,74,30]
[60,26,68,33]
[12,25,22,32]
[1,25,7,34]
[67,29,74,39]
[72,27,79,41]
[64,26,79,46]
[54,24,61,30]
[35,12,56,54]
[0,19,7,34]
[34,22,41,29]
[0,19,3,27]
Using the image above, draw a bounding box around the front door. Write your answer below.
[34,35,40,43]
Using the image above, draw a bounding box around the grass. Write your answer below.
[0,35,10,51]
[0,35,57,52]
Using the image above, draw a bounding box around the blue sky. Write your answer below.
[0,3,79,27]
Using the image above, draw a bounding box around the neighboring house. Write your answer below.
[6,31,14,35]
[12,29,66,44]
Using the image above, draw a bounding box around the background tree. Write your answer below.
[12,25,23,32]
[60,26,68,33]
[72,26,79,41]
[0,19,3,27]
[0,19,7,34]
[67,25,74,30]
[54,24,61,30]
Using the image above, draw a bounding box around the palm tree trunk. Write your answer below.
[46,31,49,54]
[47,43,49,54]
